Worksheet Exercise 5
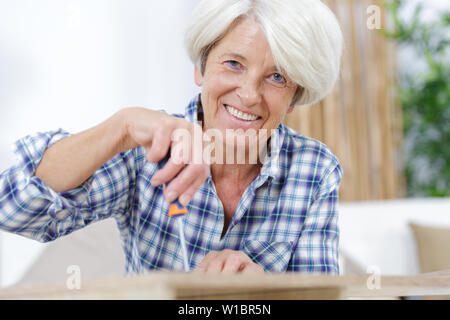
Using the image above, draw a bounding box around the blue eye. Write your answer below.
[270,73,286,85]
[225,60,242,70]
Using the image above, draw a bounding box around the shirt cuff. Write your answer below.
[11,129,91,221]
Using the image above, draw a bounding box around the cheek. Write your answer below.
[201,71,234,126]
[265,84,294,104]
[266,110,286,128]
[203,70,238,96]
[265,87,293,117]
[265,93,291,121]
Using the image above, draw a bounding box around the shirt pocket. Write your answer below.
[243,240,294,273]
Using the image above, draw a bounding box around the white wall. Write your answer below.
[0,0,199,169]
[0,0,199,287]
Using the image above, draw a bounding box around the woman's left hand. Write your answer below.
[194,249,264,274]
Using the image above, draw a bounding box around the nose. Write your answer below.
[236,75,262,107]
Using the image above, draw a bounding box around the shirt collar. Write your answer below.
[184,93,202,124]
[260,124,285,181]
[184,93,285,181]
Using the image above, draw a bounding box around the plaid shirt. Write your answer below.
[0,94,343,274]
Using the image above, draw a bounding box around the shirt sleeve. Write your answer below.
[288,160,343,274]
[0,129,145,243]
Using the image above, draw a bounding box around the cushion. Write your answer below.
[409,222,450,300]
[18,218,125,285]
[409,222,450,273]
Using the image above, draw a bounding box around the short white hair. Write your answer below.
[185,0,343,106]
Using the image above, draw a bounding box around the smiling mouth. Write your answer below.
[224,104,261,121]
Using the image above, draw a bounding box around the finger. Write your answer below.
[170,126,192,166]
[195,251,219,273]
[204,254,226,273]
[177,165,210,206]
[222,254,246,273]
[145,126,172,163]
[151,156,185,187]
[240,262,265,274]
[164,163,209,205]
[222,251,254,273]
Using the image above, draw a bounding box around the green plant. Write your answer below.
[383,0,450,197]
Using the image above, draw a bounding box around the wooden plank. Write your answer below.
[1,272,449,300]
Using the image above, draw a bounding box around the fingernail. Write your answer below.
[179,195,190,207]
[166,191,177,203]
[151,178,160,187]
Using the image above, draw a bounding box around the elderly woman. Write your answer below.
[0,0,343,274]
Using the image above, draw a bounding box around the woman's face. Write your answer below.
[195,17,297,151]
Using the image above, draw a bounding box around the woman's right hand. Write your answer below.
[121,107,210,207]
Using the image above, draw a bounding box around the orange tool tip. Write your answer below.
[168,200,188,216]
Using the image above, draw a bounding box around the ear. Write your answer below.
[287,105,295,114]
[194,65,203,87]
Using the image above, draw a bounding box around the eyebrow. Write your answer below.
[219,52,281,73]
[219,52,248,62]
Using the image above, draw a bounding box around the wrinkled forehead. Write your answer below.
[212,18,273,59]
[200,15,281,74]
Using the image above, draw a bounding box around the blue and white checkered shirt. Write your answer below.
[0,94,343,274]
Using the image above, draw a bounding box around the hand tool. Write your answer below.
[159,155,190,272]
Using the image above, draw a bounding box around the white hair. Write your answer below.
[184,0,343,107]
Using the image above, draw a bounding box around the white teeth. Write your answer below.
[225,105,259,121]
